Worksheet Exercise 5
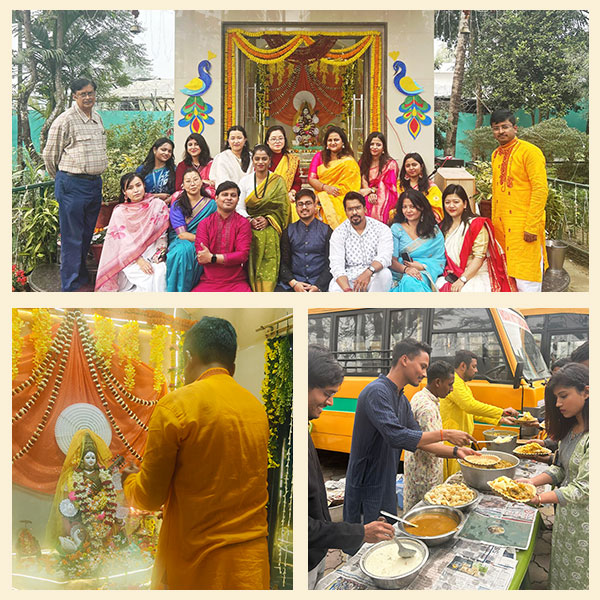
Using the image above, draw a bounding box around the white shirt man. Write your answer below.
[328,192,393,292]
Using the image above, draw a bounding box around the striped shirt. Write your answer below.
[43,103,108,178]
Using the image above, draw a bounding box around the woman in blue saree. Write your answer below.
[166,168,216,291]
[389,189,445,292]
[136,137,176,202]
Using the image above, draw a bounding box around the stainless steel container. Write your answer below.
[458,450,519,491]
[424,487,481,512]
[359,538,429,589]
[398,505,465,546]
[483,428,518,452]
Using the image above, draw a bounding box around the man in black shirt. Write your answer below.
[308,346,394,589]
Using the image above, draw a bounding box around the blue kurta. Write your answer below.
[344,375,423,525]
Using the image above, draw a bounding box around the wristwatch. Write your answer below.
[452,446,459,457]
[211,254,217,264]
[368,265,376,275]
[459,275,468,283]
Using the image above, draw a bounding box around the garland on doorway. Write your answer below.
[117,321,140,391]
[149,325,169,393]
[31,308,53,370]
[12,309,24,379]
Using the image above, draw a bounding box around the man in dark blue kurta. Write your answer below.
[344,339,476,526]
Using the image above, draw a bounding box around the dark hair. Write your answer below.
[118,172,145,203]
[359,132,391,181]
[322,126,354,167]
[224,125,251,172]
[391,338,432,366]
[183,316,237,368]
[392,188,437,238]
[399,153,430,194]
[251,144,272,159]
[440,184,476,235]
[308,345,344,389]
[215,180,241,197]
[71,78,97,93]
[296,188,316,203]
[427,360,454,382]
[490,109,516,126]
[544,362,589,440]
[454,350,478,369]
[343,191,366,209]
[138,137,176,194]
[550,357,571,372]
[264,125,289,155]
[178,168,209,219]
[181,133,211,168]
[570,341,589,364]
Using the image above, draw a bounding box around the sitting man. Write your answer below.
[276,189,333,292]
[328,191,393,292]
[192,181,252,292]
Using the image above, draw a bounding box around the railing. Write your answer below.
[547,178,589,250]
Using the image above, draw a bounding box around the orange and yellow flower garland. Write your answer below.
[149,325,169,393]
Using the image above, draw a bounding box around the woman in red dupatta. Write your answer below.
[95,173,170,292]
[436,184,515,292]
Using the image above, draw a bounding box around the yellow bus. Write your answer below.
[520,308,589,366]
[308,307,550,453]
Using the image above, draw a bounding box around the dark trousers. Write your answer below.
[55,170,102,291]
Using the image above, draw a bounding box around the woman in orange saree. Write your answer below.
[307,126,361,229]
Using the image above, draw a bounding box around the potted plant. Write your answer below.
[544,187,568,271]
[469,161,493,219]
[90,227,107,265]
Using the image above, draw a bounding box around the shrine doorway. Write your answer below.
[223,25,384,156]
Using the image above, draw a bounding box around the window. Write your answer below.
[549,333,588,363]
[389,309,426,347]
[308,316,332,348]
[335,311,385,374]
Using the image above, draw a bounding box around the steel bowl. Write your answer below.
[458,450,520,491]
[483,428,519,452]
[359,538,429,589]
[423,486,481,512]
[398,505,466,546]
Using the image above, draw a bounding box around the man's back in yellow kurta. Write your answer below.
[124,367,269,589]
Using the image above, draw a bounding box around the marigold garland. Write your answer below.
[31,308,53,371]
[117,321,140,391]
[261,335,293,469]
[12,309,24,379]
[93,314,116,369]
[149,325,169,392]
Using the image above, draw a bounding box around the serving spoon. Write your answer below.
[379,511,418,558]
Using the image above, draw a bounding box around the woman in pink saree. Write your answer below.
[95,172,170,292]
[359,132,399,224]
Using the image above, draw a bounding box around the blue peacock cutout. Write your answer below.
[393,60,432,140]
[179,59,215,135]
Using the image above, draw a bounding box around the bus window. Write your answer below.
[390,309,426,346]
[549,333,587,364]
[431,308,510,381]
[547,313,589,330]
[308,315,332,347]
[336,311,385,374]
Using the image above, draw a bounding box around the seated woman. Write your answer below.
[136,137,176,202]
[398,152,443,222]
[209,125,253,187]
[265,125,301,222]
[238,145,291,292]
[95,172,170,292]
[436,184,514,292]
[174,133,215,197]
[358,131,399,225]
[389,189,446,292]
[307,126,361,229]
[166,168,217,292]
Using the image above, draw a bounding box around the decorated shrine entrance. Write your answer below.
[224,26,383,154]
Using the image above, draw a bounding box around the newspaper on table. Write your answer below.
[317,459,547,590]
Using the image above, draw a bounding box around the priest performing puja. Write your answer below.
[308,307,589,590]
[12,307,293,590]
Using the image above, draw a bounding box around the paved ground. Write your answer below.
[563,257,588,292]
[317,449,553,589]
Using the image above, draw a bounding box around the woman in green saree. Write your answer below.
[238,145,291,292]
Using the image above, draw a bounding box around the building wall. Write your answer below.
[175,10,435,170]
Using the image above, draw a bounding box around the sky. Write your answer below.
[137,10,174,79]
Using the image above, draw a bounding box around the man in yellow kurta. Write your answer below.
[490,109,548,292]
[122,317,269,590]
[440,350,518,476]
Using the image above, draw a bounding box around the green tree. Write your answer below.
[12,10,150,169]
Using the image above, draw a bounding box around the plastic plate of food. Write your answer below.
[488,476,536,503]
[513,442,552,457]
[423,482,480,510]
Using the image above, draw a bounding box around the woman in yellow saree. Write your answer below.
[307,126,361,229]
[265,125,302,222]
[238,145,291,291]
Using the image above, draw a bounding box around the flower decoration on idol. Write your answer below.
[179,57,216,135]
[291,91,319,147]
[392,58,432,140]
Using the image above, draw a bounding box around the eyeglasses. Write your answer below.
[296,201,314,208]
[491,124,513,132]
[320,389,337,400]
[75,91,96,98]
[346,206,363,213]
[269,137,285,142]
